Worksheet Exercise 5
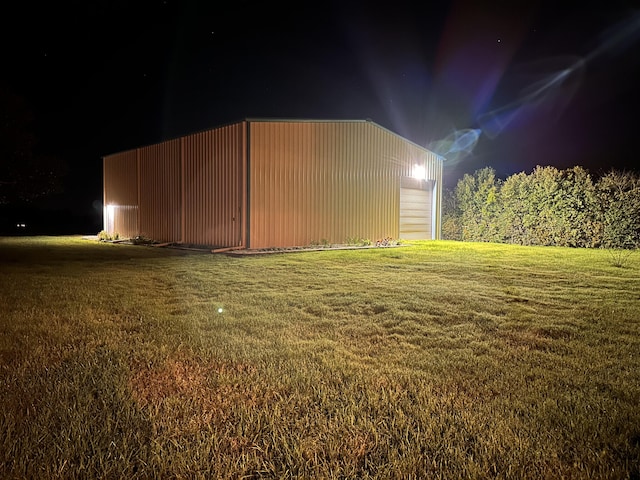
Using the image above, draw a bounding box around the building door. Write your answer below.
[399,178,433,240]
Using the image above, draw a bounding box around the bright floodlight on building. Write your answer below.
[412,164,426,180]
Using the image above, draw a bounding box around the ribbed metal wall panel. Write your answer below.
[182,122,245,246]
[137,139,181,243]
[103,150,138,238]
[248,121,442,249]
[103,119,442,248]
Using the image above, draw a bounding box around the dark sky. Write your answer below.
[2,0,639,228]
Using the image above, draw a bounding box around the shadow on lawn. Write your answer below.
[0,236,196,265]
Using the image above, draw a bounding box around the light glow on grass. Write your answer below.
[0,236,638,478]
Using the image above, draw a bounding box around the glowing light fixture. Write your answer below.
[104,204,116,234]
[412,164,426,180]
[217,307,224,314]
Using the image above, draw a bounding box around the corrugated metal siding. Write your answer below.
[182,122,245,246]
[248,121,441,249]
[103,150,138,238]
[103,119,442,248]
[138,139,181,243]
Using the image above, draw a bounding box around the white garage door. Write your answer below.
[399,187,432,240]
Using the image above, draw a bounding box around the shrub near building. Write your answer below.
[597,170,640,250]
[444,166,640,250]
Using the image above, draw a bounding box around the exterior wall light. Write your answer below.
[104,204,116,233]
[412,164,426,180]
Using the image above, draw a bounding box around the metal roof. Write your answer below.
[102,118,435,158]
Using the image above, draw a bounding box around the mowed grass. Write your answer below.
[0,237,639,479]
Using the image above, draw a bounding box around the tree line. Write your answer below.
[442,166,640,249]
[0,84,66,206]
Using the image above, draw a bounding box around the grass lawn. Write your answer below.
[0,236,639,479]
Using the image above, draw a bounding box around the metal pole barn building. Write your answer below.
[103,119,444,249]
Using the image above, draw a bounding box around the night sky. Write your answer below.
[2,0,639,233]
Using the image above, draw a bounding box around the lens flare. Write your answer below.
[427,11,640,168]
[477,57,584,139]
[428,128,481,164]
[587,11,640,63]
[477,12,640,140]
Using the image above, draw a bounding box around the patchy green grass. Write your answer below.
[1,236,639,479]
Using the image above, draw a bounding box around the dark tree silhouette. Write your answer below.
[0,85,66,205]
